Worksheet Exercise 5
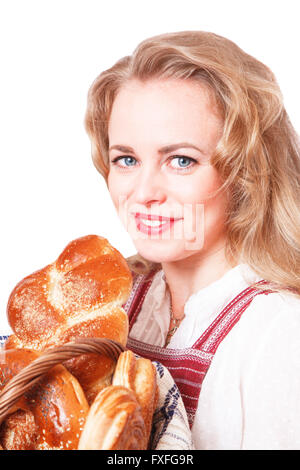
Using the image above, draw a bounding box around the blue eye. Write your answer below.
[125,157,136,166]
[169,156,196,171]
[110,155,197,172]
[111,156,135,168]
[173,156,192,167]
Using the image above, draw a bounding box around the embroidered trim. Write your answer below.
[127,337,213,362]
[0,336,8,349]
[125,271,155,328]
[166,366,207,376]
[180,392,200,402]
[125,273,275,429]
[174,377,203,388]
[122,273,143,314]
[200,285,273,352]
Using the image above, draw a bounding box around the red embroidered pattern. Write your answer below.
[122,271,274,427]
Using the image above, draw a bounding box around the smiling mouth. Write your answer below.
[133,214,182,235]
[133,212,182,222]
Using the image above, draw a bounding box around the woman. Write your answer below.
[84,31,300,449]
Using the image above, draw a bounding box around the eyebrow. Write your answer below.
[109,142,207,155]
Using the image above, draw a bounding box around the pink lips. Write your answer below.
[134,213,182,235]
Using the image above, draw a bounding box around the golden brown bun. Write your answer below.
[5,235,132,403]
[78,385,146,450]
[0,348,89,450]
[112,350,158,448]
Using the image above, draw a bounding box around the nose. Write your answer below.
[133,166,166,206]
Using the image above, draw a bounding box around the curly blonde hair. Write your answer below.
[85,31,300,296]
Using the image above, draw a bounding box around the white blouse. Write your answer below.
[130,264,300,450]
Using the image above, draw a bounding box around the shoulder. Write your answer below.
[209,289,300,398]
[251,290,300,354]
[244,289,300,330]
[236,288,300,339]
[210,288,300,376]
[224,289,300,373]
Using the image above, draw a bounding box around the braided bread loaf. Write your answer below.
[5,235,132,403]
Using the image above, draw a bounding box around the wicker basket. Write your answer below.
[0,337,126,426]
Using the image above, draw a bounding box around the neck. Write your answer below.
[162,243,237,319]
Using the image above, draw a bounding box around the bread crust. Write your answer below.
[0,348,89,450]
[78,385,146,450]
[5,235,132,403]
[112,350,158,448]
[2,235,159,450]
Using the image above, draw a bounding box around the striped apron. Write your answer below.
[122,270,274,428]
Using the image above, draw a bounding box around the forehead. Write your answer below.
[111,78,220,115]
[108,78,222,142]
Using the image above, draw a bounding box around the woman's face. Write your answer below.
[107,78,227,264]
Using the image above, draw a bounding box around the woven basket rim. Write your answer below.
[0,337,126,425]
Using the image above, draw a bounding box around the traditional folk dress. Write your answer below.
[122,263,300,450]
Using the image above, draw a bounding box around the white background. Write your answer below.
[1,0,299,332]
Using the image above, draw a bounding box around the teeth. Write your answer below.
[140,219,168,227]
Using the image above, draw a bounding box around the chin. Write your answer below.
[133,239,193,264]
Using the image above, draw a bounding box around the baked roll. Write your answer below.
[78,385,146,450]
[0,348,89,450]
[112,350,158,448]
[5,235,132,403]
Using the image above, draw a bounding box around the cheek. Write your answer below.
[107,172,133,230]
[189,169,227,234]
[183,167,224,205]
[202,172,227,220]
[107,172,124,209]
[199,172,228,240]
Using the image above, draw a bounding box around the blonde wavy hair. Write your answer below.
[85,31,300,296]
